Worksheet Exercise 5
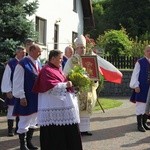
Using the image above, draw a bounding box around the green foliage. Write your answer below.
[24,0,39,16]
[0,0,39,62]
[68,66,92,92]
[130,37,150,57]
[85,1,106,39]
[139,31,150,41]
[90,0,150,40]
[88,0,150,57]
[0,39,19,62]
[96,28,133,56]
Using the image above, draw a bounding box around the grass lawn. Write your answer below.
[94,97,123,111]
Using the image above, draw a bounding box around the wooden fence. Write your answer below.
[102,56,140,69]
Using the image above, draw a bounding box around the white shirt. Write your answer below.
[1,64,12,93]
[1,57,19,93]
[129,57,150,89]
[12,56,40,99]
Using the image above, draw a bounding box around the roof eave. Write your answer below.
[81,0,95,28]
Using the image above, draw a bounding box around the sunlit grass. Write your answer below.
[94,97,123,111]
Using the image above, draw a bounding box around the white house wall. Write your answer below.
[28,0,84,62]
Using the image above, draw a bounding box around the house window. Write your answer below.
[54,24,59,49]
[73,0,77,12]
[36,16,47,45]
[72,32,78,44]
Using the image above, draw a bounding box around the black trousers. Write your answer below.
[40,123,83,150]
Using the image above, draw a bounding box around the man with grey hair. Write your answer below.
[62,45,74,69]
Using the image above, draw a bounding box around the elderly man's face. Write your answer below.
[65,48,74,58]
[34,47,42,58]
[30,46,42,60]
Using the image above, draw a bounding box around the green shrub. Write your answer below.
[96,28,133,57]
[131,36,150,57]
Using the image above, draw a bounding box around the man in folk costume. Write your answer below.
[12,44,42,150]
[130,45,150,132]
[1,46,26,136]
[63,35,99,136]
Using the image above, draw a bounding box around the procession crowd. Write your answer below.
[1,34,150,150]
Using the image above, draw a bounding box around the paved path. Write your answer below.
[0,97,150,150]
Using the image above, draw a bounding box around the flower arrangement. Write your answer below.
[85,34,96,55]
[68,65,92,92]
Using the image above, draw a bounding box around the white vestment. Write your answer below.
[63,54,98,132]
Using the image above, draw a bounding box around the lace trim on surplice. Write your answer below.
[38,106,80,126]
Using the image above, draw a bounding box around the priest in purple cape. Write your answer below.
[33,50,83,150]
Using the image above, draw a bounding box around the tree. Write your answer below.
[105,0,150,38]
[85,1,105,39]
[0,0,39,62]
[90,0,150,40]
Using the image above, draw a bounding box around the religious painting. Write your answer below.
[81,55,99,81]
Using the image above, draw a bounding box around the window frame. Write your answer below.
[73,0,77,12]
[36,16,47,45]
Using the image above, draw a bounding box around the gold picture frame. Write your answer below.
[81,55,100,81]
